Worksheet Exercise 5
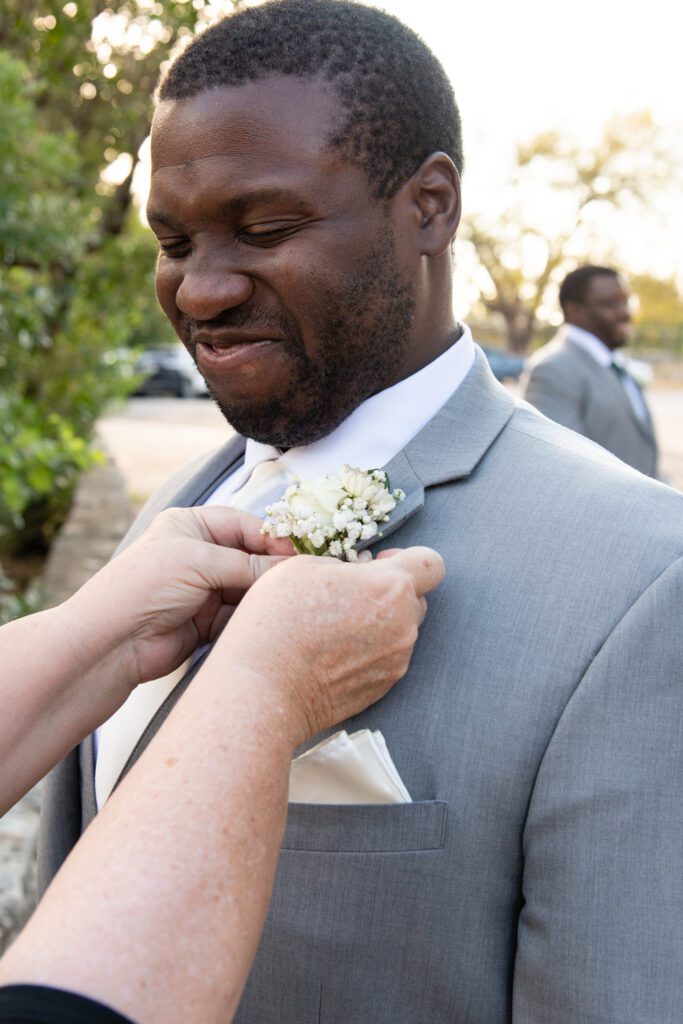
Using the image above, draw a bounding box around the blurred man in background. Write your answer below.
[522,265,659,476]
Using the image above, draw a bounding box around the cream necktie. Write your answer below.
[223,456,295,515]
[95,457,296,808]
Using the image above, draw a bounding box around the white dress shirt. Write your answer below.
[565,324,649,423]
[207,324,475,502]
[95,326,475,806]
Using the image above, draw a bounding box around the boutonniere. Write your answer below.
[261,465,405,561]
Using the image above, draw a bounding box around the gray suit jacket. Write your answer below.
[38,349,683,1023]
[521,330,659,477]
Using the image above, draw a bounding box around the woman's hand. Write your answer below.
[62,506,293,691]
[0,506,293,814]
[216,546,445,746]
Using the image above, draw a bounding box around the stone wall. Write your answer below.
[0,451,132,953]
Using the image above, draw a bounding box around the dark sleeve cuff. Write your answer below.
[0,986,135,1024]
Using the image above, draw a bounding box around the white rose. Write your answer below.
[286,476,346,526]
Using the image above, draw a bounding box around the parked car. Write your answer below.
[134,345,209,397]
[480,345,526,382]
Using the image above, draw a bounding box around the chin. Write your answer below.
[210,392,346,448]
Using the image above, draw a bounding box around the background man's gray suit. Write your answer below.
[39,350,683,1022]
[522,330,659,476]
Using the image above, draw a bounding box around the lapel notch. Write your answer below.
[402,347,515,487]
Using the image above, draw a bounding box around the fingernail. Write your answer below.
[356,550,373,563]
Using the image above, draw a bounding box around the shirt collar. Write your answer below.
[242,324,475,481]
[564,324,614,368]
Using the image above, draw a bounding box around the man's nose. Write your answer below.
[175,264,254,321]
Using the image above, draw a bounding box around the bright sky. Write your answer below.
[367,0,683,291]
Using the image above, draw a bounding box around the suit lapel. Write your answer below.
[355,451,425,552]
[112,435,248,555]
[172,436,247,507]
[358,348,515,551]
[400,346,515,486]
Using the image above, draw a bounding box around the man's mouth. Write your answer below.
[193,333,284,375]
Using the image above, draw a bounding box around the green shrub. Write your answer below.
[0,564,44,625]
[0,392,102,557]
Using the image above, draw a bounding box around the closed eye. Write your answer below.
[158,238,191,259]
[238,221,305,246]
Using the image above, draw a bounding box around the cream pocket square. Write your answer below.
[289,729,411,804]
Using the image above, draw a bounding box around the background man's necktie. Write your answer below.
[610,360,650,423]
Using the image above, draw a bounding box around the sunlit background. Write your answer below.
[379,0,683,323]
[117,0,683,343]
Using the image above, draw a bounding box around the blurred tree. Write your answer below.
[631,273,683,353]
[0,1,247,576]
[461,113,674,352]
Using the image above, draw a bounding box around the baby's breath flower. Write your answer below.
[309,529,325,549]
[333,508,355,531]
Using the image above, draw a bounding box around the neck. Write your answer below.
[387,321,462,390]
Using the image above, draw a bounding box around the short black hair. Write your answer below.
[559,265,619,311]
[158,0,462,199]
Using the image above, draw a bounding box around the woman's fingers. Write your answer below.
[371,546,445,597]
[216,545,446,744]
[147,506,294,556]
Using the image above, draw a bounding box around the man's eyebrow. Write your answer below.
[220,188,309,217]
[146,189,309,230]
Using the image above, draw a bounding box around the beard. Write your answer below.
[193,236,416,448]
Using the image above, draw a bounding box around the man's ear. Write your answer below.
[563,301,584,327]
[401,152,461,257]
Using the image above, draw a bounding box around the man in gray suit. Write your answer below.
[39,2,683,1021]
[522,265,659,476]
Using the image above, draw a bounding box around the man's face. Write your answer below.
[148,77,417,447]
[567,274,631,350]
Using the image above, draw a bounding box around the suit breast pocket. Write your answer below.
[282,799,448,853]
[236,801,451,1023]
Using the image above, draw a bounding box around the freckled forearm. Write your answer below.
[0,604,135,814]
[0,656,299,1024]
